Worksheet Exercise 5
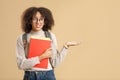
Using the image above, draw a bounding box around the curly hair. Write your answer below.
[21,7,54,33]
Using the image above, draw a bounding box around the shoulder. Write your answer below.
[17,34,22,40]
[16,33,26,42]
[49,31,57,39]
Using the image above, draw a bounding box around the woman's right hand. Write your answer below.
[39,48,52,60]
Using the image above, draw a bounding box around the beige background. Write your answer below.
[0,0,120,80]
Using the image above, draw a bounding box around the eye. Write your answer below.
[32,17,37,21]
[32,17,44,22]
[39,17,44,21]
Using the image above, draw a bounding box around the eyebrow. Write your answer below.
[32,16,44,19]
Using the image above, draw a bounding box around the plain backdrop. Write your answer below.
[0,0,120,80]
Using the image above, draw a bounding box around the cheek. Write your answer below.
[42,20,45,25]
[31,23,35,28]
[41,21,45,25]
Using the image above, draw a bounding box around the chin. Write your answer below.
[36,28,42,31]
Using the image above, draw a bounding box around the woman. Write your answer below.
[16,7,80,80]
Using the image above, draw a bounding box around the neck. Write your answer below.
[30,29,44,35]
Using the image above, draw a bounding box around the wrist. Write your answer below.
[39,54,45,60]
[64,44,69,49]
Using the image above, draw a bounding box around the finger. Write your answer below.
[68,41,80,46]
[47,48,52,51]
[75,42,81,45]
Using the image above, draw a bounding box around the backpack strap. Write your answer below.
[44,31,52,39]
[44,31,54,69]
[22,33,28,58]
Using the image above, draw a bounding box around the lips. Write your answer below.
[36,25,40,28]
[36,24,41,28]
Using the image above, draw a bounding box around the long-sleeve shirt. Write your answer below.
[16,30,68,71]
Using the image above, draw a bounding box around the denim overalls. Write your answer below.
[23,70,56,80]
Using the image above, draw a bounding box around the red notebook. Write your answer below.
[28,37,51,69]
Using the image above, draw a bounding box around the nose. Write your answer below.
[36,19,40,22]
[36,19,41,23]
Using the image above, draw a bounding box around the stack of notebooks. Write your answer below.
[28,36,51,69]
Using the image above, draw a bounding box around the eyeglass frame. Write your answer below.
[32,17,45,22]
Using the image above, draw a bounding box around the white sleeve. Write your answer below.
[16,35,40,70]
[50,33,68,67]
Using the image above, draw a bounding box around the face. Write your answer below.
[31,11,45,32]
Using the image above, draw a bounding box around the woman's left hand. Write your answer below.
[64,41,80,49]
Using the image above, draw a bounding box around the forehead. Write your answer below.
[33,11,44,18]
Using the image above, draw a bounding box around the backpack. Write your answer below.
[22,31,54,69]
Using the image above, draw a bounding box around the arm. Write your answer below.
[50,33,80,67]
[50,33,68,67]
[16,35,40,70]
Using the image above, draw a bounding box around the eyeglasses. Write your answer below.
[32,17,44,22]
